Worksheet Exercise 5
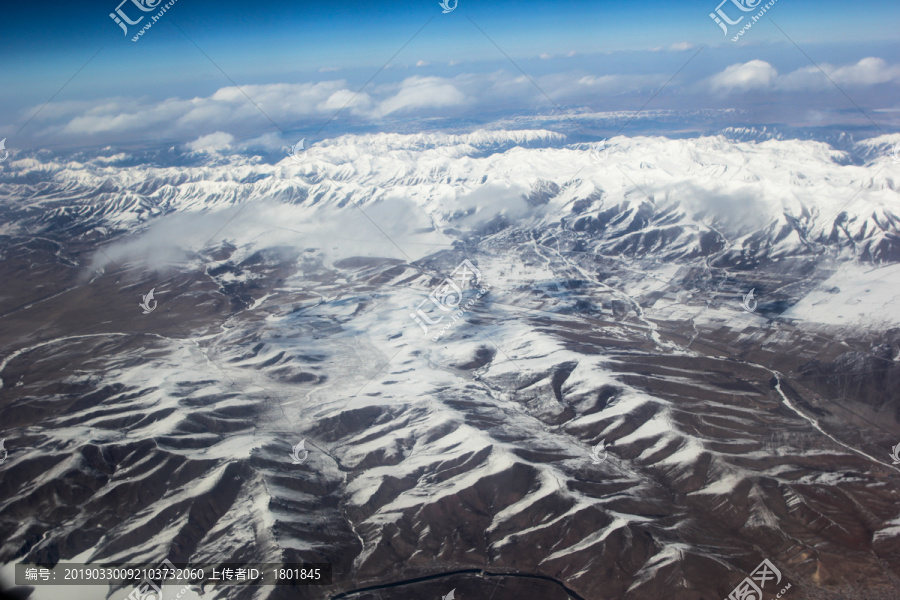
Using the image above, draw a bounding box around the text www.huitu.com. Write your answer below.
[131,0,179,42]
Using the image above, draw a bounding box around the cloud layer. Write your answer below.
[6,56,899,150]
[708,57,900,94]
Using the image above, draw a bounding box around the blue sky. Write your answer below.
[1,0,898,150]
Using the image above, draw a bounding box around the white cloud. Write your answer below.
[777,58,900,91]
[670,42,695,51]
[16,56,900,149]
[416,60,430,67]
[571,73,666,95]
[374,76,466,117]
[821,57,900,86]
[316,88,372,113]
[56,81,371,139]
[708,57,900,94]
[709,59,778,93]
[236,131,286,151]
[187,131,234,152]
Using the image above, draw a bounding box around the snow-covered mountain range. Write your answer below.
[3,129,900,265]
[1,129,899,600]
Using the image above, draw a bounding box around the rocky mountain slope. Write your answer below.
[1,130,899,600]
